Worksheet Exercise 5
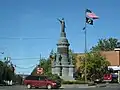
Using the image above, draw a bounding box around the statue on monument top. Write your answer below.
[57,18,66,32]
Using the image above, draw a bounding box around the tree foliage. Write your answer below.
[31,50,55,76]
[80,52,110,81]
[78,37,118,81]
[31,58,51,76]
[31,58,62,82]
[91,38,118,51]
[69,49,77,66]
[39,58,52,75]
[0,60,15,83]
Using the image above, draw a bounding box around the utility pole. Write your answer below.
[39,54,41,64]
[119,50,120,84]
[114,42,120,84]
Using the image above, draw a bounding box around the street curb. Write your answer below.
[96,85,107,87]
[61,84,96,88]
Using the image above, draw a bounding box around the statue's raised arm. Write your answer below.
[57,18,62,23]
[57,18,66,32]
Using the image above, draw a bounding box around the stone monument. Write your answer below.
[52,18,75,81]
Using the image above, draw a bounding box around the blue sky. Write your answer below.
[0,0,120,74]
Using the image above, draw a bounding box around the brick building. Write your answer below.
[100,51,119,66]
[75,51,120,71]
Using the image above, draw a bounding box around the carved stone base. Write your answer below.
[52,65,75,81]
[60,76,75,81]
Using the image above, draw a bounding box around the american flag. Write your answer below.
[86,9,99,19]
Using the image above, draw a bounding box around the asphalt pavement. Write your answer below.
[0,84,120,90]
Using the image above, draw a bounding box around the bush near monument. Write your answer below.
[62,80,88,84]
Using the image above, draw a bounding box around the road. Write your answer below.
[0,84,120,90]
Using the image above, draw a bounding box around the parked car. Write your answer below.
[23,75,61,89]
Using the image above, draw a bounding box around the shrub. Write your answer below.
[62,80,88,84]
[47,74,63,83]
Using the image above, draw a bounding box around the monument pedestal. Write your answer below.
[52,65,75,81]
[60,76,75,81]
[53,65,61,76]
[61,65,75,81]
[52,66,55,74]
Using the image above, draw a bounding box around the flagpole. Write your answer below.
[83,9,98,83]
[83,9,87,83]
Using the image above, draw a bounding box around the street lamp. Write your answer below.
[114,42,120,84]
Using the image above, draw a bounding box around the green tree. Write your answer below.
[0,60,15,83]
[31,58,52,76]
[31,58,62,82]
[39,58,51,75]
[69,49,76,65]
[49,49,55,57]
[80,52,110,81]
[0,61,4,82]
[91,38,118,51]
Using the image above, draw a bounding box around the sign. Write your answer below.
[37,68,43,74]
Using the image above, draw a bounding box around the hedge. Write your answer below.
[62,80,88,84]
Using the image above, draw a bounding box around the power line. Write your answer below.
[15,64,37,69]
[0,58,40,61]
[0,37,51,40]
[11,58,40,60]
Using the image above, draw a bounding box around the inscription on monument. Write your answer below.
[57,47,68,54]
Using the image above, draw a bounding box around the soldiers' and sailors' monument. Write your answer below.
[52,18,75,81]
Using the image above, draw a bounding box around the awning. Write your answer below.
[108,66,120,71]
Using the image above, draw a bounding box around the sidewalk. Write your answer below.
[61,84,96,88]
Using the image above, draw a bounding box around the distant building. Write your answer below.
[101,51,120,71]
[100,51,119,66]
[75,51,120,71]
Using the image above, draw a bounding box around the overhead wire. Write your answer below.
[15,64,37,69]
[0,37,52,40]
[12,59,39,69]
[0,37,49,69]
[5,57,40,69]
[11,58,40,60]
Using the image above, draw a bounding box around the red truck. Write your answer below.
[103,74,112,82]
[103,73,118,83]
[94,73,117,83]
[23,75,61,89]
